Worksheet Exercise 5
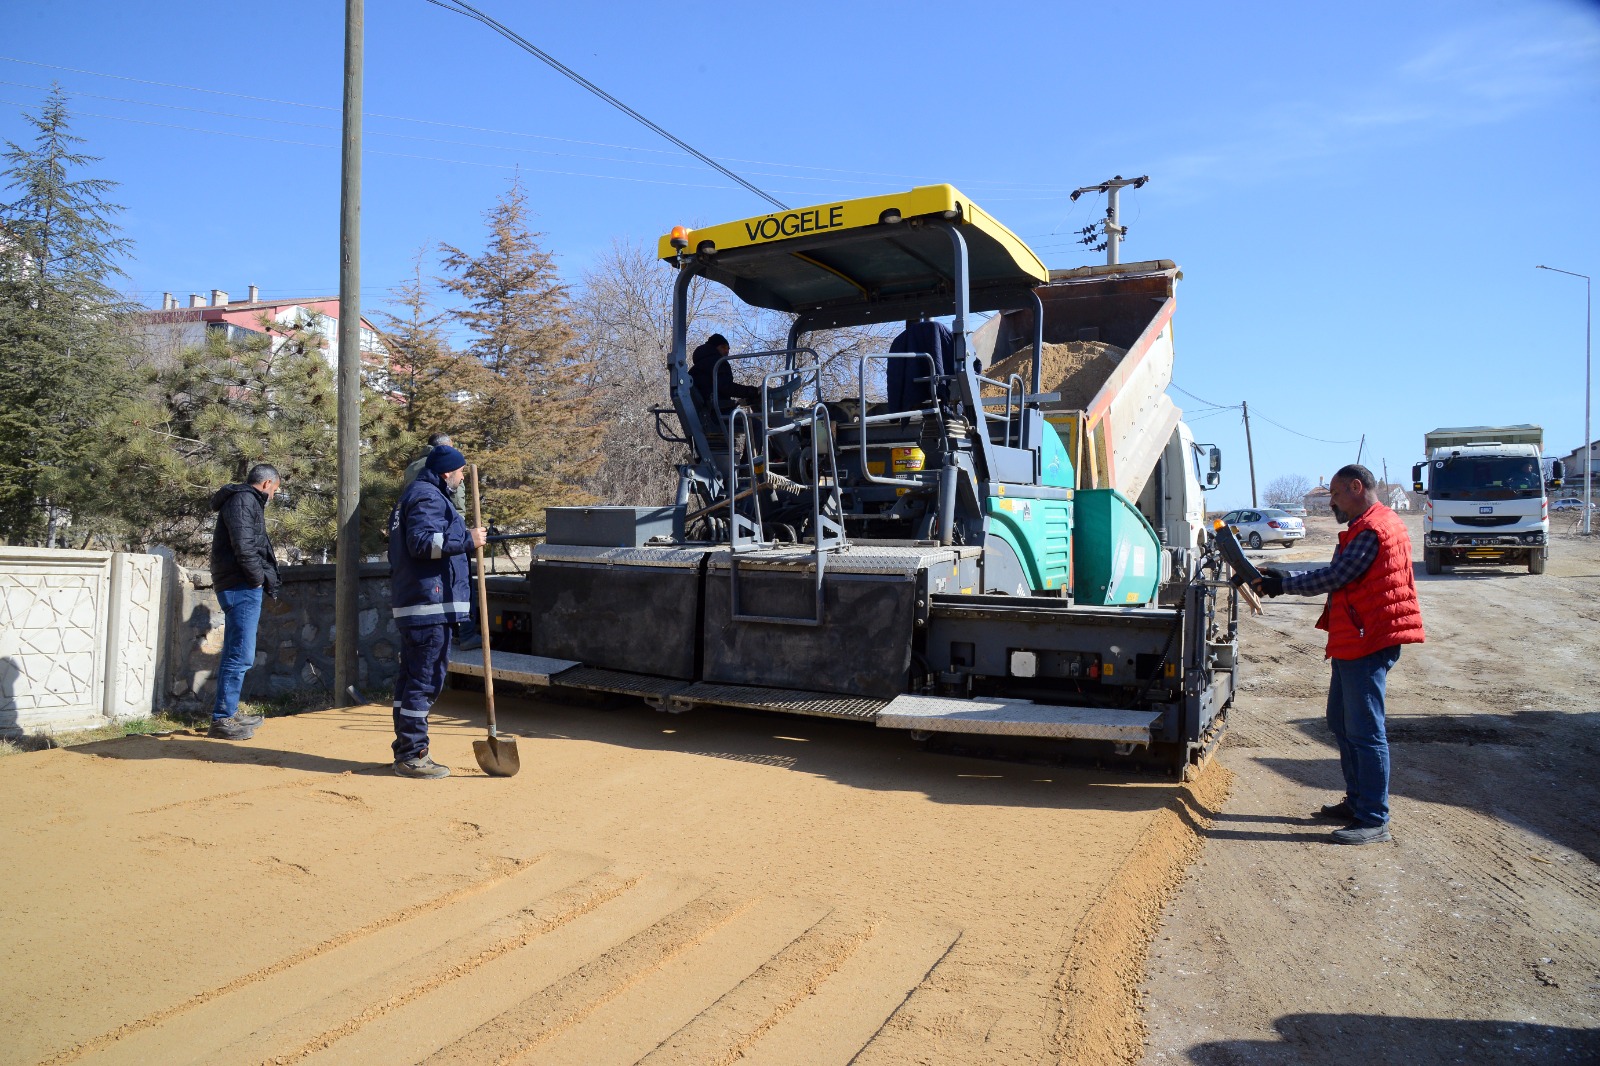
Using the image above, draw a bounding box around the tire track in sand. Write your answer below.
[36,854,551,1066]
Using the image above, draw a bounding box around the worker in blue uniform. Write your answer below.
[387,444,485,778]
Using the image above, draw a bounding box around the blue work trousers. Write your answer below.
[213,585,263,721]
[1327,645,1402,828]
[393,623,451,761]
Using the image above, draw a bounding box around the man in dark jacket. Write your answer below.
[403,431,467,512]
[689,333,760,419]
[208,463,282,740]
[387,445,485,778]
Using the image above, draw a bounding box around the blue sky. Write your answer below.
[4,0,1597,509]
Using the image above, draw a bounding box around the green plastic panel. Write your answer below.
[1072,489,1162,606]
[986,494,1073,594]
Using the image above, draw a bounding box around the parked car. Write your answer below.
[1274,503,1308,517]
[1551,497,1596,512]
[1221,507,1306,548]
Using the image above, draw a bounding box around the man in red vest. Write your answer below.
[1256,464,1426,844]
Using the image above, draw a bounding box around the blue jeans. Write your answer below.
[213,585,264,720]
[1327,645,1402,827]
[393,624,451,761]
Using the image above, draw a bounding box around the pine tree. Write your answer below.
[96,314,409,558]
[375,251,468,441]
[0,86,133,543]
[440,178,600,529]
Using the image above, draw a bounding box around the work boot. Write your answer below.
[208,715,259,741]
[1331,823,1392,846]
[394,754,451,779]
[233,713,264,728]
[1317,799,1356,821]
[456,632,483,651]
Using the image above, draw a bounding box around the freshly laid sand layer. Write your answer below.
[982,341,1127,410]
[2,692,1222,1066]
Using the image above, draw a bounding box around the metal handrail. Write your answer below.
[973,370,1024,448]
[730,403,845,627]
[710,346,820,426]
[727,406,764,551]
[848,352,946,489]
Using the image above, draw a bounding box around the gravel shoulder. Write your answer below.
[1140,513,1600,1065]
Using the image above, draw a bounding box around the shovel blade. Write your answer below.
[473,735,521,777]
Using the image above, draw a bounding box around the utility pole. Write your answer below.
[1070,174,1149,266]
[334,0,363,705]
[1242,400,1258,507]
[1382,458,1389,490]
[1537,265,1592,535]
[1355,434,1365,466]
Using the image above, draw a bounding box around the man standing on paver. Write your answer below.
[387,444,485,778]
[208,463,282,741]
[1255,464,1425,845]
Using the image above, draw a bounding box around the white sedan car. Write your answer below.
[1551,497,1595,512]
[1221,507,1306,549]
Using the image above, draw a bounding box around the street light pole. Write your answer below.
[1537,265,1592,535]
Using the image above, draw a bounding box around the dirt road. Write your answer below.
[1141,514,1600,1064]
[2,675,1223,1065]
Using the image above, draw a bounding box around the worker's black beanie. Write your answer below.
[708,333,729,348]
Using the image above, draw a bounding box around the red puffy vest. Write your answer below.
[1315,503,1426,660]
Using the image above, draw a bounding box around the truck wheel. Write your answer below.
[1248,532,1263,549]
[1529,548,1546,574]
[1424,548,1443,575]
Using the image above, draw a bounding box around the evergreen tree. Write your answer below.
[375,251,468,442]
[97,314,409,558]
[440,178,600,529]
[0,86,133,543]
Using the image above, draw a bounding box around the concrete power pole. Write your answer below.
[1070,175,1149,266]
[1242,400,1258,507]
[335,0,363,705]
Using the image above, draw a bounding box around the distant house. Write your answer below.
[133,286,393,391]
[1304,479,1333,514]
[1386,485,1412,510]
[1555,439,1600,491]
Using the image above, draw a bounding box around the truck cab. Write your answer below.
[1413,425,1562,575]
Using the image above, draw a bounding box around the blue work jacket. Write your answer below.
[388,468,472,628]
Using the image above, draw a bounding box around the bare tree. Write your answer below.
[1265,473,1314,507]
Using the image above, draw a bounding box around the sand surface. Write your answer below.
[983,342,1126,410]
[2,683,1223,1065]
[1141,513,1600,1064]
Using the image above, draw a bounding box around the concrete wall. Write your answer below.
[0,547,166,737]
[165,563,401,714]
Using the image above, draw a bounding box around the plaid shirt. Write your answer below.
[1282,529,1379,596]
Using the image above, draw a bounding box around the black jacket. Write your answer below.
[689,341,759,414]
[887,321,957,412]
[210,483,280,594]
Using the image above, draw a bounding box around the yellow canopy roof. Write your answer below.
[657,185,1048,327]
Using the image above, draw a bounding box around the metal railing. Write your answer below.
[729,404,846,627]
[845,352,947,489]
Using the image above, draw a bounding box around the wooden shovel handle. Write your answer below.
[469,465,497,735]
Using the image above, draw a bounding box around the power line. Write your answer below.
[0,98,782,192]
[420,0,788,211]
[0,57,1087,194]
[1251,410,1361,445]
[1169,381,1232,410]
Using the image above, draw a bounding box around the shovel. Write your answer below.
[467,465,520,777]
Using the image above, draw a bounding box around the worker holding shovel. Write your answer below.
[386,444,485,779]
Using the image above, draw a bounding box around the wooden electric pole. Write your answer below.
[1242,400,1258,507]
[335,0,363,706]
